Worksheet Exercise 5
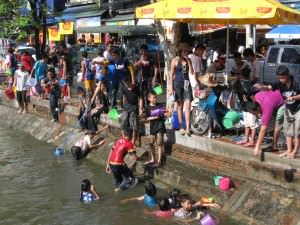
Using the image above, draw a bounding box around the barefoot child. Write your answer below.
[80,179,100,203]
[145,91,166,167]
[121,181,157,208]
[106,130,138,191]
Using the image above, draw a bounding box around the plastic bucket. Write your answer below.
[153,84,163,95]
[200,214,219,225]
[4,89,15,100]
[27,78,37,87]
[172,111,186,130]
[54,147,65,156]
[222,111,240,129]
[213,176,223,186]
[108,109,119,120]
[219,177,230,191]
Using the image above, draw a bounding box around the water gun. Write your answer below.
[200,197,214,204]
[150,108,167,117]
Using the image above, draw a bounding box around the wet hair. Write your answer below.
[246,101,260,113]
[144,181,157,197]
[241,66,251,80]
[233,52,242,59]
[195,44,206,51]
[148,90,157,99]
[82,51,88,58]
[276,65,289,77]
[122,129,133,140]
[159,198,171,211]
[97,50,103,56]
[47,68,56,75]
[77,86,85,94]
[140,44,148,51]
[168,188,182,209]
[180,194,192,204]
[42,54,49,59]
[111,48,120,56]
[80,179,91,201]
[243,48,255,57]
[8,47,14,54]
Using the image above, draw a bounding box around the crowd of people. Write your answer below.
[5,40,300,161]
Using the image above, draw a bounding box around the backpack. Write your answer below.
[84,59,95,80]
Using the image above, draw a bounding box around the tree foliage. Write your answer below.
[0,0,30,40]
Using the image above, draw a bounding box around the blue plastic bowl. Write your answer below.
[54,147,65,156]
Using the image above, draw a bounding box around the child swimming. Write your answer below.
[168,188,182,209]
[148,198,173,218]
[121,181,157,208]
[80,179,100,203]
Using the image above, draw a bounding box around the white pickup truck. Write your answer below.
[227,45,300,83]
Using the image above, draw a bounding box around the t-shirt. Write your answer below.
[98,64,119,90]
[247,58,260,81]
[146,104,166,135]
[21,55,33,72]
[14,69,29,91]
[81,191,96,203]
[103,50,113,62]
[188,53,201,74]
[150,210,173,219]
[136,55,157,80]
[74,135,91,152]
[173,208,192,219]
[255,90,284,126]
[33,60,48,81]
[123,85,140,107]
[144,194,157,208]
[113,58,130,80]
[232,79,252,111]
[272,77,300,114]
[109,138,135,164]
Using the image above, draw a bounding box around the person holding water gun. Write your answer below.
[144,91,167,167]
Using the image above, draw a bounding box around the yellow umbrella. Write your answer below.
[136,0,300,25]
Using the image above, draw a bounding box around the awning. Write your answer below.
[75,25,156,36]
[106,14,135,26]
[55,4,107,22]
[265,25,300,39]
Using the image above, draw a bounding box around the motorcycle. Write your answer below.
[191,86,236,135]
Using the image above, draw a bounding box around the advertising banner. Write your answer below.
[48,27,62,41]
[59,22,74,35]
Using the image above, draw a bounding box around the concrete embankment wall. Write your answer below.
[1,90,300,225]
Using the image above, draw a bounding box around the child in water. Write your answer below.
[168,188,182,209]
[121,181,157,208]
[147,198,173,219]
[80,179,100,203]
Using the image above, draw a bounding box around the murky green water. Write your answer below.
[0,127,240,225]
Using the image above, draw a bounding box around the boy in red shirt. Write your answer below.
[106,130,138,191]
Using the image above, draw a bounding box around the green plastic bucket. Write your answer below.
[222,111,240,129]
[213,176,223,186]
[153,84,163,95]
[108,109,119,120]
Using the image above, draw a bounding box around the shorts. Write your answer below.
[283,107,300,137]
[266,105,284,133]
[16,90,27,105]
[174,81,193,102]
[243,111,259,129]
[121,110,139,131]
[150,133,164,146]
[85,80,95,92]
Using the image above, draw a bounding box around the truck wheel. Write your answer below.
[191,107,210,135]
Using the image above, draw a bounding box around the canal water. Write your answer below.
[0,127,240,225]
